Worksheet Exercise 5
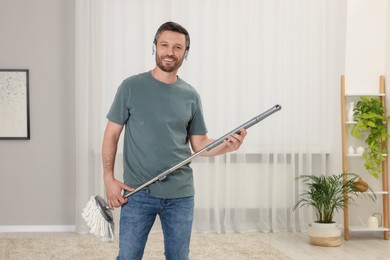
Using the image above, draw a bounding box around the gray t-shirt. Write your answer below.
[107,71,207,199]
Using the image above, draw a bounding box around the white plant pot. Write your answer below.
[308,222,342,247]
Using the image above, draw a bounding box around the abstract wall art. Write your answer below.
[0,69,30,139]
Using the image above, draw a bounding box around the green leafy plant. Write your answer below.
[292,173,375,223]
[351,97,390,178]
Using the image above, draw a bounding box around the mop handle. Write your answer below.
[124,104,281,198]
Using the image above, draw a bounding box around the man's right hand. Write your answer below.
[105,177,134,209]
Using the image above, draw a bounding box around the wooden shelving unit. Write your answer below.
[340,75,389,240]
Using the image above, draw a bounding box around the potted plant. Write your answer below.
[292,173,375,247]
[351,96,390,178]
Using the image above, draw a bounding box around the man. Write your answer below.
[103,21,247,260]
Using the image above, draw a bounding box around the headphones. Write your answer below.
[152,44,189,60]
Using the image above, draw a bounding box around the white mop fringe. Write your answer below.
[82,196,114,242]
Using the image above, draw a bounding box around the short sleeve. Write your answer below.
[106,83,130,125]
[188,93,208,135]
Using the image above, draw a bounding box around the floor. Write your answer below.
[1,230,390,259]
[260,231,390,260]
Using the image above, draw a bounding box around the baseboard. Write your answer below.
[0,225,76,233]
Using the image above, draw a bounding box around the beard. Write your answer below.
[156,54,184,73]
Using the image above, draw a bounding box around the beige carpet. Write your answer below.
[0,232,292,260]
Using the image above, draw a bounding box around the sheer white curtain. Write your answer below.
[75,0,347,234]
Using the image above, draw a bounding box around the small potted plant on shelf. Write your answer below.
[292,173,375,247]
[351,96,390,178]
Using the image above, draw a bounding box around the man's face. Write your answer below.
[155,30,187,73]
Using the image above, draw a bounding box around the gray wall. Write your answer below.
[0,0,75,227]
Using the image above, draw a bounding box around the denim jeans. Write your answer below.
[116,189,194,260]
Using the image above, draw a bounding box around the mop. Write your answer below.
[82,104,281,242]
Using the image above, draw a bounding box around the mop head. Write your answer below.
[82,196,114,242]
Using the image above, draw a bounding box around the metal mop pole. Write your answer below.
[123,104,282,198]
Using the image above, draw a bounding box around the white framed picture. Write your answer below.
[0,69,30,139]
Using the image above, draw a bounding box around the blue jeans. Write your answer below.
[117,189,194,260]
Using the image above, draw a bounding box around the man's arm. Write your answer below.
[189,128,247,157]
[102,120,134,209]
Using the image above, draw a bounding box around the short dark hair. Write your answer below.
[153,21,190,50]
